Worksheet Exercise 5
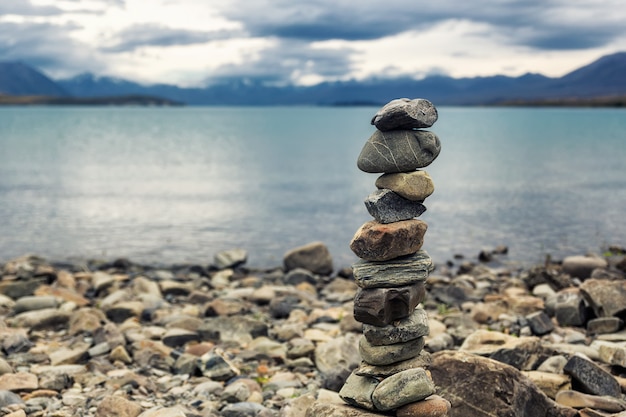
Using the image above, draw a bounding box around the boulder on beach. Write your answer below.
[283,241,334,275]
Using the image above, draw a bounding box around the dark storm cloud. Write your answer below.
[0,0,64,16]
[0,21,103,75]
[206,40,354,85]
[216,0,624,50]
[101,23,242,52]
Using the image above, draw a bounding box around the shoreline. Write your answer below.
[0,244,625,416]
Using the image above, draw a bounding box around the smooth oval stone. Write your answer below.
[352,250,434,288]
[396,395,451,417]
[357,130,441,173]
[350,219,427,262]
[359,336,425,366]
[375,171,434,201]
[363,307,430,346]
[371,98,438,131]
[365,189,426,224]
[371,367,435,410]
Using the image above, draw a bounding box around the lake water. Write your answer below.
[1,106,625,269]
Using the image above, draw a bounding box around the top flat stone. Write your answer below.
[371,98,438,131]
[357,130,441,173]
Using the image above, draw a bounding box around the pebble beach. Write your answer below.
[1,242,626,417]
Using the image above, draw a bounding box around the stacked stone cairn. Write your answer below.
[339,98,450,416]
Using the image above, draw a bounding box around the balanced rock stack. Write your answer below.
[338,98,450,416]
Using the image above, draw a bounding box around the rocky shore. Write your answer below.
[1,242,626,417]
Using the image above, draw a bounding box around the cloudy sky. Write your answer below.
[1,0,626,87]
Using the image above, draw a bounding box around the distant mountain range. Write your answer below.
[1,52,626,106]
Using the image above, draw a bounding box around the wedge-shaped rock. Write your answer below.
[371,367,435,411]
[338,371,378,410]
[363,307,429,346]
[371,98,438,131]
[357,130,441,173]
[359,335,425,366]
[352,250,434,288]
[354,283,425,326]
[350,219,427,261]
[375,171,434,201]
[364,189,426,224]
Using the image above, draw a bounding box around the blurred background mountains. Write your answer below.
[1,52,625,106]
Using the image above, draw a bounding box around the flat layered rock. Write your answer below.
[359,335,425,366]
[354,283,425,326]
[350,220,427,262]
[357,130,441,173]
[352,251,433,288]
[375,171,434,201]
[362,307,429,346]
[364,189,426,224]
[371,98,438,131]
[355,350,432,378]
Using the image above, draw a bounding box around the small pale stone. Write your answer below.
[338,371,378,410]
[12,296,59,314]
[352,250,433,288]
[354,283,426,326]
[592,340,626,367]
[580,279,626,318]
[375,171,434,201]
[363,307,429,346]
[371,98,438,131]
[562,255,608,279]
[0,373,38,391]
[214,248,248,269]
[110,345,133,364]
[522,371,572,399]
[364,189,426,224]
[396,395,451,417]
[359,336,425,366]
[350,219,427,261]
[49,346,89,366]
[555,390,626,412]
[371,367,435,410]
[357,130,441,173]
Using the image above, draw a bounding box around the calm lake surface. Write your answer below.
[1,106,625,269]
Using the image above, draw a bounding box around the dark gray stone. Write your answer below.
[563,355,621,397]
[587,317,624,335]
[357,130,441,173]
[364,189,426,224]
[554,289,588,327]
[526,311,555,336]
[371,98,438,131]
[352,251,433,288]
[362,307,429,346]
[0,390,24,408]
[284,268,317,286]
[353,283,426,326]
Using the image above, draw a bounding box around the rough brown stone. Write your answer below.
[283,241,334,275]
[430,350,578,417]
[95,395,142,417]
[396,395,451,417]
[350,220,427,262]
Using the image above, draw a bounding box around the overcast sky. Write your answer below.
[1,0,625,87]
